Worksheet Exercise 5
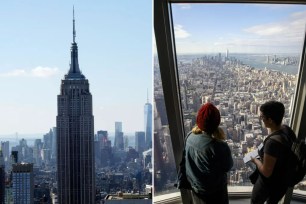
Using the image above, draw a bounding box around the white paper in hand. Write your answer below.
[243,143,263,163]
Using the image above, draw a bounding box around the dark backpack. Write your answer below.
[289,138,306,186]
[268,127,306,187]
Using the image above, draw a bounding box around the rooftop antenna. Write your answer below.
[15,132,18,144]
[73,6,76,43]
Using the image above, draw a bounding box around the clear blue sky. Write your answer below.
[172,3,306,54]
[0,1,152,136]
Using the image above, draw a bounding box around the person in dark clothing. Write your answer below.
[185,102,233,204]
[250,101,296,204]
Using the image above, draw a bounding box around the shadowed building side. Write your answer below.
[56,8,95,204]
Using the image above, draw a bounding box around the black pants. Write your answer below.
[251,176,288,204]
[191,184,229,204]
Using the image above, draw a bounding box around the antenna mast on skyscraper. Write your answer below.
[147,88,149,103]
[73,6,76,43]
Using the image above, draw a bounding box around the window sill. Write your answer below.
[154,187,306,203]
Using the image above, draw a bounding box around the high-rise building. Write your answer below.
[0,150,5,204]
[12,163,34,204]
[97,130,109,148]
[51,127,57,160]
[11,151,18,164]
[144,99,152,149]
[114,122,124,150]
[33,139,42,166]
[1,141,9,162]
[56,9,95,204]
[115,121,122,133]
[135,131,146,155]
[97,130,112,167]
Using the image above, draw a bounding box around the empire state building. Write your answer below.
[56,9,95,204]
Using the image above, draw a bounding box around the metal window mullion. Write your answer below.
[169,0,306,4]
[290,28,306,139]
[155,0,192,203]
[284,25,306,204]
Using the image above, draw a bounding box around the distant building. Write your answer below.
[135,132,146,155]
[114,122,124,150]
[104,192,152,204]
[33,139,42,166]
[12,163,34,204]
[144,101,152,149]
[154,96,168,126]
[34,184,51,204]
[1,141,9,162]
[51,127,57,161]
[97,131,112,167]
[56,9,95,204]
[142,149,152,169]
[11,151,18,164]
[0,150,5,204]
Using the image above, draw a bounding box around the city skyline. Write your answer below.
[172,3,306,54]
[0,1,152,135]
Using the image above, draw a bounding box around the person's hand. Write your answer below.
[250,156,256,163]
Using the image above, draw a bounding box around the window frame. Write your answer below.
[154,0,306,203]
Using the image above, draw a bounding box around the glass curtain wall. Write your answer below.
[154,1,306,203]
[154,55,179,196]
[171,2,306,188]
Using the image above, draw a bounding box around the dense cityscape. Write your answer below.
[154,52,306,194]
[0,120,152,203]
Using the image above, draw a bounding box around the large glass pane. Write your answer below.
[154,54,179,197]
[171,3,306,191]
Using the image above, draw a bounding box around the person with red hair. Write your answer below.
[185,102,233,204]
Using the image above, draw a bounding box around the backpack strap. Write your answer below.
[175,132,193,189]
[184,131,192,145]
[264,130,292,149]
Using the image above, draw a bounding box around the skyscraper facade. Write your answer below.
[144,101,152,148]
[56,9,95,204]
[51,127,57,161]
[12,163,33,204]
[1,141,9,163]
[135,131,146,155]
[114,122,124,150]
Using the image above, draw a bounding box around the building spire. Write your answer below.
[73,5,76,43]
[147,88,149,103]
[65,6,85,79]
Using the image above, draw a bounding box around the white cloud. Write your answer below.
[254,4,296,9]
[0,69,27,77]
[0,66,58,78]
[245,24,285,36]
[174,25,191,39]
[31,66,58,77]
[244,11,306,38]
[177,3,191,10]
